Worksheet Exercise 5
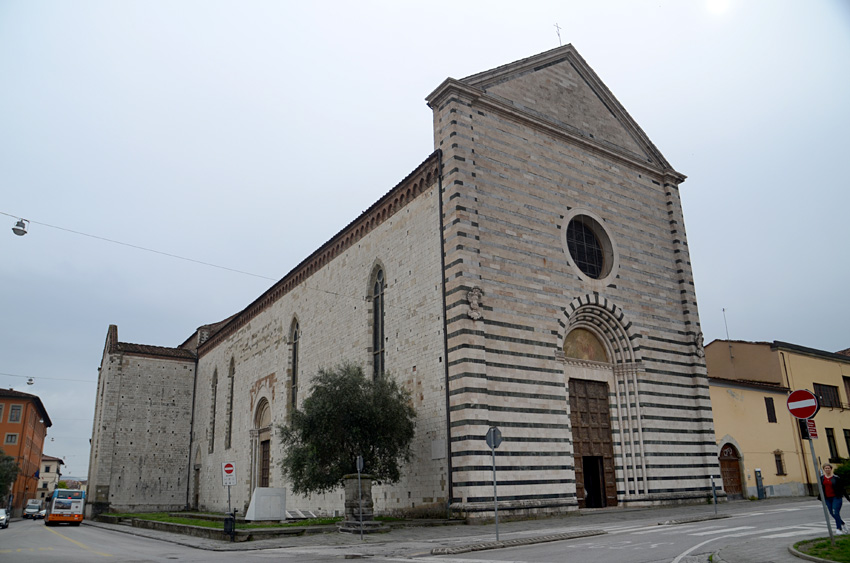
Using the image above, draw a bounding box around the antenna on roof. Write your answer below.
[723,308,734,360]
[554,23,562,46]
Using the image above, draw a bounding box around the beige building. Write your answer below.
[707,340,850,499]
[89,45,718,518]
[35,455,64,501]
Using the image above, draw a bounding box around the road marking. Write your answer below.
[762,528,826,538]
[690,526,755,536]
[42,526,112,557]
[630,524,701,534]
[0,548,55,553]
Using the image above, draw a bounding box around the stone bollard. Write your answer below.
[337,474,389,534]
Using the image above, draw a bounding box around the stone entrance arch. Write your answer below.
[719,443,744,499]
[252,398,272,489]
[558,295,647,507]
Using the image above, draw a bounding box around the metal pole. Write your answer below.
[492,442,499,542]
[810,437,834,545]
[711,475,717,516]
[357,467,363,541]
[227,484,231,517]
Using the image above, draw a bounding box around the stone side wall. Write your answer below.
[429,46,717,516]
[191,175,448,516]
[87,337,195,515]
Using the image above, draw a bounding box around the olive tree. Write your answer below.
[278,362,416,495]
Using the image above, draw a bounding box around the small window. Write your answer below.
[844,429,850,457]
[764,397,777,423]
[4,434,17,445]
[290,320,300,414]
[45,465,50,473]
[774,451,786,475]
[827,427,840,461]
[814,383,841,409]
[844,377,850,406]
[9,405,21,423]
[372,268,385,379]
[41,482,47,489]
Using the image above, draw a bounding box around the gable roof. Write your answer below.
[426,44,683,181]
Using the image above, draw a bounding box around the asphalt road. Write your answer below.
[0,499,837,563]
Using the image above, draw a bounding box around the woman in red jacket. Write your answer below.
[822,464,850,534]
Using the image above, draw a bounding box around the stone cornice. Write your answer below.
[198,151,442,357]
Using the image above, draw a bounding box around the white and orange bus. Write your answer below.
[44,489,85,526]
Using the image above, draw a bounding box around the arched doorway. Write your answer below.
[564,328,617,509]
[719,443,744,499]
[255,399,272,488]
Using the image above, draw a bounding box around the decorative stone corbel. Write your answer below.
[467,287,484,321]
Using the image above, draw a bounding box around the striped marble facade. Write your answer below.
[428,45,718,516]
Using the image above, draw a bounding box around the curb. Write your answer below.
[430,529,606,555]
[787,540,838,563]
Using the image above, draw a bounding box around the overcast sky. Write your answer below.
[1,0,848,478]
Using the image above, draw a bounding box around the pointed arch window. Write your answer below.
[208,369,218,454]
[372,268,385,379]
[290,320,300,413]
[225,357,235,450]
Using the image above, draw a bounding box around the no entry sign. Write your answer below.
[222,462,237,486]
[787,390,819,419]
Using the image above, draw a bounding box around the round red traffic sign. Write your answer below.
[787,389,819,419]
[224,463,234,474]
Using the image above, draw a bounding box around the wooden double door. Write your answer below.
[569,378,618,508]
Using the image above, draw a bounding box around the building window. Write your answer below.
[9,405,21,423]
[764,397,777,423]
[209,369,218,454]
[290,320,300,414]
[0,404,4,421]
[4,434,17,445]
[845,429,850,458]
[844,377,850,407]
[774,451,786,475]
[45,466,50,473]
[372,267,385,379]
[225,358,235,450]
[826,427,840,461]
[41,482,47,489]
[814,383,841,409]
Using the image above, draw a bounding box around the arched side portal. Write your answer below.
[252,398,272,490]
[558,295,647,505]
[719,442,744,499]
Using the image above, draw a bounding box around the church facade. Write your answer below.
[88,45,719,519]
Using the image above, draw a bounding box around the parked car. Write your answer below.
[0,508,9,528]
[36,509,46,520]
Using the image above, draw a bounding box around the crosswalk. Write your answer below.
[603,519,830,540]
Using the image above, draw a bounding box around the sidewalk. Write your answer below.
[84,497,822,562]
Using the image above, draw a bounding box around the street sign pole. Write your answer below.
[356,455,364,541]
[787,390,833,546]
[485,426,503,542]
[809,437,834,545]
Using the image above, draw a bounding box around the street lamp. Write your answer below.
[12,219,28,236]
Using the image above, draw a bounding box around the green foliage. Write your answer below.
[796,534,850,562]
[103,512,342,529]
[0,448,19,500]
[57,481,68,489]
[834,459,850,486]
[277,362,416,495]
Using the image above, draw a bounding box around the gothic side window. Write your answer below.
[209,369,218,454]
[290,320,300,413]
[372,268,385,379]
[225,358,235,450]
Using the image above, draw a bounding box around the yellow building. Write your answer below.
[707,340,850,499]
